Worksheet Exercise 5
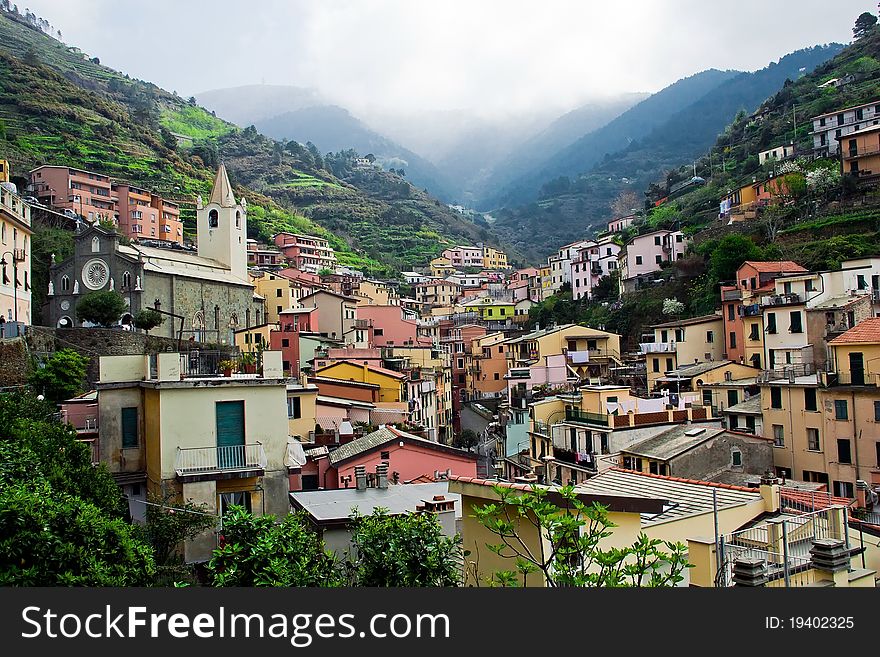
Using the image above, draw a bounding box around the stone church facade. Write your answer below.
[44,166,264,343]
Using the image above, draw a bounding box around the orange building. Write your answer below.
[468,332,509,399]
[839,124,880,183]
[29,165,116,223]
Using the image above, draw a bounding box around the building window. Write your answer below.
[635,255,643,265]
[772,425,784,447]
[121,407,138,448]
[728,332,736,349]
[706,330,714,343]
[766,313,777,334]
[288,396,301,419]
[728,304,735,321]
[749,323,759,341]
[731,450,742,467]
[61,275,70,292]
[652,358,660,373]
[654,236,661,246]
[727,390,738,408]
[281,338,289,347]
[837,439,852,464]
[804,388,817,412]
[235,210,241,229]
[209,209,219,228]
[655,255,662,264]
[807,428,820,452]
[875,400,880,422]
[833,481,854,499]
[770,387,782,409]
[789,311,802,333]
[220,491,251,515]
[703,390,712,406]
[674,329,684,342]
[665,357,673,371]
[834,399,848,420]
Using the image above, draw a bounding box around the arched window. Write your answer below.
[91,236,100,252]
[122,271,131,289]
[57,316,73,328]
[228,312,239,328]
[235,210,241,229]
[209,209,219,228]
[61,275,70,292]
[193,310,206,342]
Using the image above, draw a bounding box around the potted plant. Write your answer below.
[218,359,235,377]
[240,351,257,374]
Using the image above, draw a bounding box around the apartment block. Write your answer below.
[811,100,880,157]
[619,230,688,294]
[273,231,337,273]
[0,176,32,326]
[29,165,116,223]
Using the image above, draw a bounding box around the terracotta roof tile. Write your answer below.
[742,260,807,273]
[828,317,880,344]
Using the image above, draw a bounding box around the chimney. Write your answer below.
[355,465,367,491]
[376,463,389,489]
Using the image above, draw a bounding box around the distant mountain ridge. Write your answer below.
[483,69,741,209]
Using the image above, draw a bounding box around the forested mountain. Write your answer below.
[484,69,740,209]
[489,44,844,261]
[0,9,512,280]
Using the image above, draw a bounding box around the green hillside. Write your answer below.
[0,8,511,281]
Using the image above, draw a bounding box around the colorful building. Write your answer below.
[0,172,32,326]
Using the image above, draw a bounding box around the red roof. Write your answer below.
[741,260,807,274]
[828,317,880,345]
[779,488,853,510]
[316,360,407,380]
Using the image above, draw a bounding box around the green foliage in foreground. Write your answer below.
[28,347,88,403]
[472,484,691,587]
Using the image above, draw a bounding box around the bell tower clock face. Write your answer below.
[82,258,109,290]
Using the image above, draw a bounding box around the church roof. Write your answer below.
[208,164,237,208]
[120,244,251,287]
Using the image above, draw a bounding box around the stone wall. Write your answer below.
[24,326,236,386]
[0,338,30,387]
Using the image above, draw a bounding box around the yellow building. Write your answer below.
[482,246,508,269]
[506,324,622,381]
[97,351,291,562]
[644,314,724,391]
[314,360,406,403]
[655,360,760,395]
[460,297,515,322]
[430,256,456,278]
[355,279,398,306]
[0,159,9,183]
[233,322,277,353]
[286,380,319,441]
[251,272,295,325]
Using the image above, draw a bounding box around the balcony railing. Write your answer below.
[721,288,743,301]
[743,303,762,317]
[761,293,801,307]
[565,349,591,363]
[640,341,676,354]
[564,408,610,427]
[823,371,879,387]
[175,443,267,477]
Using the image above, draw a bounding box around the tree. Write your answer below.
[133,308,164,333]
[455,428,479,450]
[28,348,88,403]
[472,484,690,587]
[853,12,877,39]
[0,392,153,585]
[345,508,463,586]
[704,234,764,282]
[0,482,155,585]
[662,298,685,316]
[136,492,216,584]
[76,290,127,327]
[207,507,340,586]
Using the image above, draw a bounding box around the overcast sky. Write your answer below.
[20,0,876,117]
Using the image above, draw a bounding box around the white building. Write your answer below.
[811,100,880,157]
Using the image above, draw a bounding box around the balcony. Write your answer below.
[565,349,591,363]
[640,341,676,354]
[174,443,267,479]
[823,371,879,387]
[721,289,743,301]
[761,293,801,307]
[564,408,610,427]
[742,303,762,317]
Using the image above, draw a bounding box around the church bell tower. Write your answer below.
[197,164,247,281]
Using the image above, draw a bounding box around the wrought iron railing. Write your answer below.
[564,408,610,426]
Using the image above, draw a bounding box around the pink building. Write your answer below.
[355,305,430,347]
[620,229,689,293]
[247,239,283,267]
[441,245,483,268]
[298,426,477,491]
[571,239,621,301]
[607,214,636,233]
[273,232,336,273]
[29,165,116,223]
